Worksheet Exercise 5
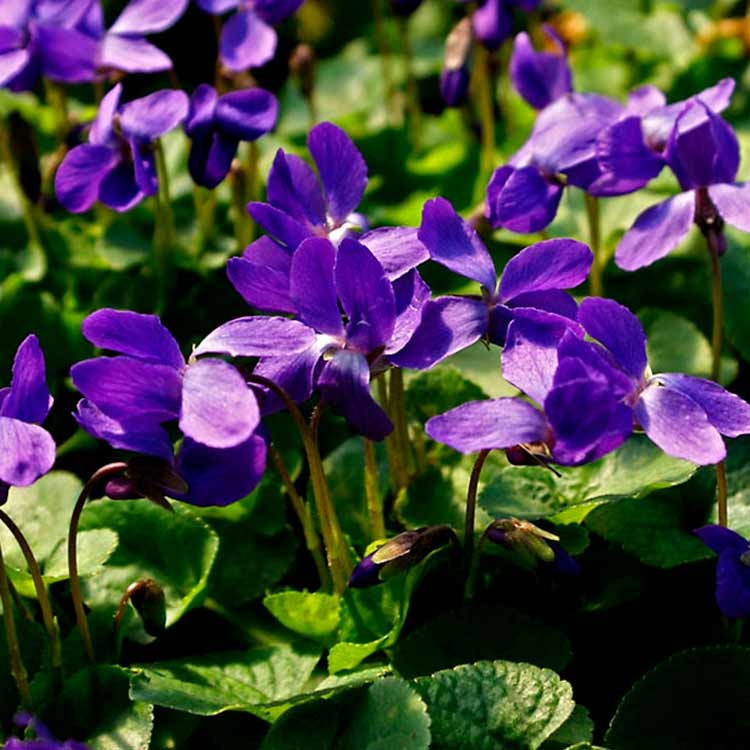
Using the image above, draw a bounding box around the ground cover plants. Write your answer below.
[2,0,750,747]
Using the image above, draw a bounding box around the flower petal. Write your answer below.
[0,49,30,88]
[89,83,121,146]
[509,29,571,110]
[179,359,259,448]
[219,9,276,72]
[226,237,294,313]
[194,316,316,358]
[714,550,750,619]
[98,160,144,212]
[109,0,188,35]
[708,182,750,233]
[184,83,217,138]
[694,524,749,556]
[247,202,311,250]
[317,350,393,440]
[252,0,304,24]
[215,87,278,141]
[614,192,695,271]
[418,197,496,290]
[54,144,118,213]
[100,34,173,74]
[1,335,51,424]
[266,150,326,228]
[426,397,547,454]
[0,417,55,486]
[307,122,368,225]
[360,226,429,281]
[35,25,97,83]
[387,270,431,355]
[188,130,238,188]
[119,89,189,140]
[635,384,725,465]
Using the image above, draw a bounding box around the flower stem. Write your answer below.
[193,185,216,256]
[0,510,61,671]
[474,45,496,183]
[464,530,489,602]
[68,462,129,663]
[465,449,490,564]
[0,540,31,708]
[247,376,351,592]
[377,374,408,491]
[269,445,331,589]
[584,192,604,297]
[709,244,723,382]
[397,17,422,150]
[43,79,69,141]
[364,438,386,540]
[153,139,175,312]
[390,368,412,487]
[716,460,728,528]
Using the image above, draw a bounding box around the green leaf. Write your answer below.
[722,236,750,363]
[129,643,321,720]
[542,706,595,749]
[480,436,696,524]
[412,660,575,750]
[264,591,341,642]
[406,366,487,424]
[337,677,431,750]
[393,607,572,679]
[605,646,750,749]
[79,500,218,629]
[261,699,342,750]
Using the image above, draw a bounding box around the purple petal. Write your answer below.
[188,130,238,188]
[74,399,174,461]
[34,25,97,83]
[0,417,55,486]
[266,150,326,228]
[35,0,95,27]
[614,192,694,271]
[289,237,344,336]
[89,84,121,147]
[194,316,316,358]
[1,335,51,424]
[500,238,592,303]
[0,49,30,88]
[709,182,750,233]
[54,144,118,213]
[195,0,238,12]
[653,374,750,438]
[336,238,396,352]
[130,138,158,196]
[505,290,578,321]
[425,397,547,454]
[119,89,189,140]
[219,9,276,72]
[179,359,259,448]
[472,0,512,50]
[100,34,173,74]
[82,309,184,369]
[509,29,571,110]
[635,384,725,465]
[248,202,312,250]
[307,122,368,225]
[714,551,750,619]
[501,310,583,405]
[226,238,294,313]
[625,85,666,116]
[174,433,267,507]
[418,197,496,291]
[317,350,392,440]
[71,356,182,422]
[388,296,488,370]
[252,0,304,24]
[360,226,429,280]
[109,0,188,34]
[387,270,431,355]
[0,2,31,28]
[440,66,469,108]
[694,524,748,556]
[486,165,563,234]
[99,161,143,212]
[215,88,278,141]
[184,83,217,138]
[577,298,648,381]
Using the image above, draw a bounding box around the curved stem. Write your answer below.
[474,45,496,183]
[584,192,604,297]
[465,449,491,563]
[68,462,129,663]
[716,460,728,528]
[709,246,723,382]
[0,540,31,708]
[0,509,61,670]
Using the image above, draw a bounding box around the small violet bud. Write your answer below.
[441,18,473,108]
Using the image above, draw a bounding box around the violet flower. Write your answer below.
[694,525,750,619]
[5,713,88,750]
[615,100,750,270]
[461,0,543,52]
[509,26,572,111]
[195,0,304,73]
[0,335,56,505]
[440,18,472,108]
[185,83,278,188]
[390,197,592,369]
[55,83,188,213]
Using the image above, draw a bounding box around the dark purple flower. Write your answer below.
[5,713,88,750]
[55,83,188,213]
[694,525,750,619]
[390,197,592,369]
[185,83,278,188]
[196,0,304,72]
[615,101,750,270]
[0,335,55,505]
[440,17,472,108]
[509,26,572,110]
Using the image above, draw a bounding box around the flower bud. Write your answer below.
[441,18,473,108]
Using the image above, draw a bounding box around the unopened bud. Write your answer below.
[128,578,167,636]
[289,44,316,100]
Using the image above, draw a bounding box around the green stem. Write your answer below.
[397,17,422,149]
[0,510,61,671]
[0,540,31,708]
[372,0,398,125]
[364,438,386,540]
[474,45,496,183]
[43,79,69,141]
[269,446,331,590]
[709,245,723,382]
[377,374,407,491]
[584,192,604,297]
[193,185,216,255]
[716,460,728,528]
[390,368,412,487]
[247,376,350,593]
[68,462,129,663]
[153,139,175,311]
[465,449,491,564]
[464,530,489,602]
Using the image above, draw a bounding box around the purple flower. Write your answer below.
[0,0,99,91]
[694,525,750,619]
[390,197,592,369]
[196,0,304,73]
[0,335,55,505]
[615,100,750,270]
[55,83,188,213]
[464,0,542,51]
[440,18,472,108]
[5,713,88,750]
[185,83,278,188]
[509,26,572,110]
